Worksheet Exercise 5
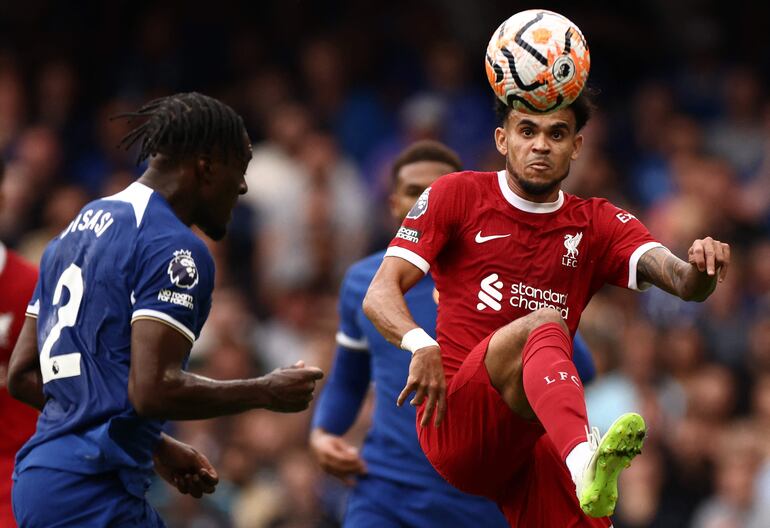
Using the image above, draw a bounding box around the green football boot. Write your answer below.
[577,413,646,518]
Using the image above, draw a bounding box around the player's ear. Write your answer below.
[494,127,508,156]
[388,192,399,219]
[570,134,584,161]
[196,155,214,182]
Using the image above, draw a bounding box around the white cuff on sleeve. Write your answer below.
[384,246,430,274]
[26,300,40,317]
[132,309,195,343]
[336,331,369,352]
[628,242,666,291]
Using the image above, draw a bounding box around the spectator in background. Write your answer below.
[706,66,766,178]
[691,425,770,528]
[0,126,65,244]
[299,37,392,166]
[73,97,142,195]
[34,59,88,170]
[245,105,369,301]
[240,69,294,141]
[0,60,26,154]
[15,185,88,264]
[626,83,677,207]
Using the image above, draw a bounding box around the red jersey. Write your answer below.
[387,170,662,379]
[0,243,38,497]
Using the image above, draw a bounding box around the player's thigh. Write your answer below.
[343,476,401,528]
[418,333,545,499]
[498,435,611,528]
[405,486,508,528]
[13,467,165,528]
[485,308,567,414]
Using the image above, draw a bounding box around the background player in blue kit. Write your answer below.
[7,92,323,527]
[310,140,596,527]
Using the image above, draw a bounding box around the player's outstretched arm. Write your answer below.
[7,317,44,410]
[363,257,427,346]
[128,319,323,420]
[363,257,446,427]
[637,237,730,302]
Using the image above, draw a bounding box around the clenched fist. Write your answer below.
[259,360,324,412]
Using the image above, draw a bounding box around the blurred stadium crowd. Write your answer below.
[1,1,770,527]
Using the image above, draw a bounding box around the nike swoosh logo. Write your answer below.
[475,231,511,243]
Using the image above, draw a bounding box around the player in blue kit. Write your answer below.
[310,140,596,527]
[7,92,323,527]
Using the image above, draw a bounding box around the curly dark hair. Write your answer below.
[114,92,248,164]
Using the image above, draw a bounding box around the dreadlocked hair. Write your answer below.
[115,92,247,165]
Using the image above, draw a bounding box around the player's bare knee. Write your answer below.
[528,307,568,333]
[525,308,569,338]
[491,308,566,359]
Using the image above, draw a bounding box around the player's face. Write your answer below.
[197,133,251,240]
[390,160,455,221]
[494,107,583,198]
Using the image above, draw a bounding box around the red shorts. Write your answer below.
[1,456,16,527]
[417,333,611,528]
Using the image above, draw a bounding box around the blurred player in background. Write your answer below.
[364,95,730,526]
[311,140,597,527]
[0,160,38,527]
[7,93,323,527]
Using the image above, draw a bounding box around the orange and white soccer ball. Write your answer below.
[485,10,590,113]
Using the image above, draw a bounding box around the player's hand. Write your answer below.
[153,434,218,498]
[688,237,730,282]
[397,345,446,428]
[309,428,367,485]
[259,360,325,412]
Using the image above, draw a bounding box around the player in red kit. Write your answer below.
[0,160,38,527]
[363,94,730,526]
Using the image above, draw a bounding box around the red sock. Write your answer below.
[521,322,588,461]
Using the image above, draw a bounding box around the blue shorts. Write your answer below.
[13,467,165,527]
[344,474,507,528]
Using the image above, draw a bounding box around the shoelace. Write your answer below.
[585,425,601,452]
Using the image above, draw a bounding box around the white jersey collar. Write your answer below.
[497,170,564,213]
[0,240,6,275]
[105,181,155,227]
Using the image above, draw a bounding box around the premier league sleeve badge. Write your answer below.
[167,249,199,289]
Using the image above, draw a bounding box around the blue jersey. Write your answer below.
[15,182,213,498]
[313,250,597,489]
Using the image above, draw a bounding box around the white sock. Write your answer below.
[566,441,592,484]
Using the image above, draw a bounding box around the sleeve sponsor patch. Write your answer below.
[406,188,431,219]
[158,289,194,310]
[615,211,637,224]
[167,249,199,289]
[396,226,421,243]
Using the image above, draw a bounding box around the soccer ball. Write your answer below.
[485,9,590,113]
